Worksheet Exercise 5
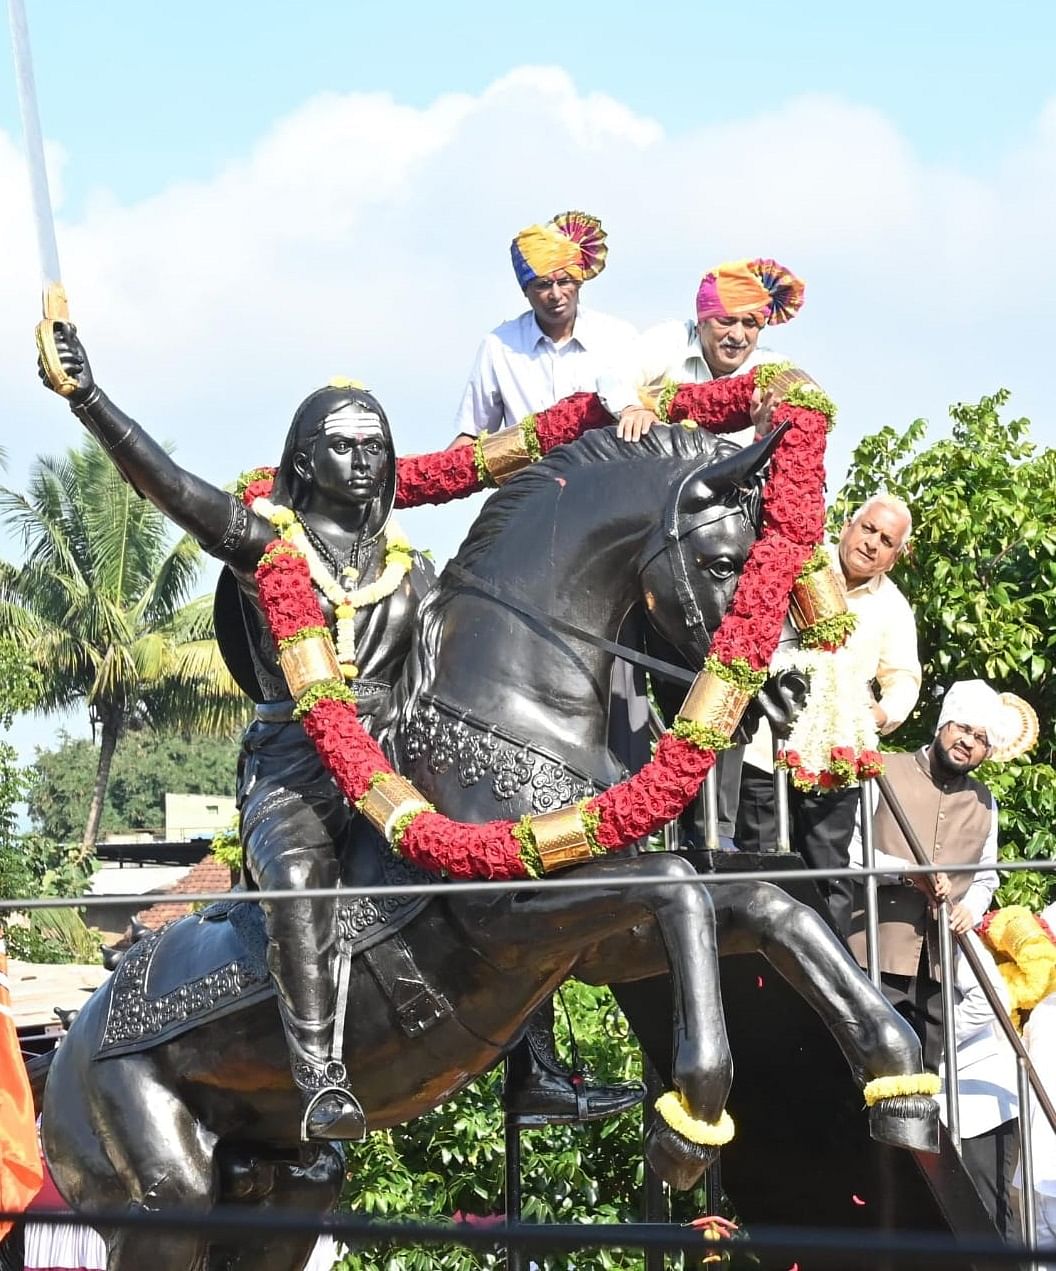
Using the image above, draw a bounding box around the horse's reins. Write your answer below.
[443,560,695,686]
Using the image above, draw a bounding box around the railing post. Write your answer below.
[503,1058,526,1271]
[703,767,720,852]
[858,779,881,988]
[772,737,791,854]
[642,1054,668,1271]
[1018,1054,1038,1263]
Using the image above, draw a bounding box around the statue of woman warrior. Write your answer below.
[42,327,433,1140]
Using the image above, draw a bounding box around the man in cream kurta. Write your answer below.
[736,496,921,934]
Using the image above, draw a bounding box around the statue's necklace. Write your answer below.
[251,497,413,679]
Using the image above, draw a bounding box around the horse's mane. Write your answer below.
[451,423,727,572]
[375,424,745,752]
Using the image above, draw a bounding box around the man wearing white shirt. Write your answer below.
[449,210,637,445]
[847,679,1009,1070]
[736,495,921,933]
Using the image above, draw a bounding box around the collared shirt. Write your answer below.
[744,541,922,772]
[598,317,790,448]
[452,307,638,437]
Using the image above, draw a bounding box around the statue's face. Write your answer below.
[295,404,391,507]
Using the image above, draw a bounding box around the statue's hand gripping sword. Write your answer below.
[8,0,77,395]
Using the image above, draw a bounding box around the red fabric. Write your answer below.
[0,938,43,1239]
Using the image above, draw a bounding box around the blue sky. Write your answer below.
[2,1,1053,204]
[3,0,1053,207]
[2,0,1055,764]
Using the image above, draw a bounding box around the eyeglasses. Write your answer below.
[944,721,990,748]
[527,275,578,296]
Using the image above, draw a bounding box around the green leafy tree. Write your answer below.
[834,391,1056,907]
[0,636,43,897]
[27,730,240,843]
[0,438,250,861]
[337,983,718,1271]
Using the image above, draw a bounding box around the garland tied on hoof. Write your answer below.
[251,363,845,882]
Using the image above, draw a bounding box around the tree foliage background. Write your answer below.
[834,390,1056,908]
[26,730,240,844]
[0,437,248,858]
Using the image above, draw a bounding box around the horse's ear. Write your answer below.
[677,422,788,514]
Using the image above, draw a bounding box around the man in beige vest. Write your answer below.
[847,679,1012,1070]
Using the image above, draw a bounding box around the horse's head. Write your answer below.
[638,427,785,667]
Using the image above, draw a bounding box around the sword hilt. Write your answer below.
[36,282,78,397]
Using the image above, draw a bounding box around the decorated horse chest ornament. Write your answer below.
[247,362,857,882]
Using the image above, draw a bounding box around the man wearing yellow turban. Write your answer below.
[448,211,637,447]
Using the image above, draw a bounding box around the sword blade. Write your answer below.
[7,0,62,287]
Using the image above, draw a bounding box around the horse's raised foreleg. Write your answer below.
[711,879,939,1151]
[477,852,732,1187]
[712,880,919,1081]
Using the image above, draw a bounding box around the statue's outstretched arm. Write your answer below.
[39,324,269,569]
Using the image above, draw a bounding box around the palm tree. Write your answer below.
[0,437,249,861]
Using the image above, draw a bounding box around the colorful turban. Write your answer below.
[510,211,608,289]
[695,258,805,326]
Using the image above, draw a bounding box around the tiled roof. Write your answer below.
[135,855,234,930]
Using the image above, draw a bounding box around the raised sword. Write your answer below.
[7,0,77,394]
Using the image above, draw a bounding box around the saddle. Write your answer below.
[96,828,446,1060]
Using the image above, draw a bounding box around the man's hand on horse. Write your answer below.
[38,322,95,401]
[616,406,662,442]
[750,386,777,437]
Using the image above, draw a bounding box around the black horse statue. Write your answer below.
[35,415,932,1271]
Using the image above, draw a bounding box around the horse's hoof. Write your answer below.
[868,1094,940,1154]
[644,1120,718,1190]
[301,1088,367,1142]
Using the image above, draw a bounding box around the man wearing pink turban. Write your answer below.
[600,257,806,444]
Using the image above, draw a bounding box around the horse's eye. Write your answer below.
[697,556,736,580]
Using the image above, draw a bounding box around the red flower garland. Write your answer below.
[252,372,833,880]
[662,376,755,432]
[393,392,614,508]
[242,392,620,511]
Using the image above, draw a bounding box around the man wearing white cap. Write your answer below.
[846,679,1019,1070]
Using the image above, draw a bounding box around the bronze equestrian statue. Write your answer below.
[33,327,937,1271]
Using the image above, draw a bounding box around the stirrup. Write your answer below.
[295,1059,367,1142]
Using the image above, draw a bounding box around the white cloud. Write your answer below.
[3,63,1056,585]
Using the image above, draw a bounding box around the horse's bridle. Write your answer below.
[443,560,695,686]
[637,422,786,661]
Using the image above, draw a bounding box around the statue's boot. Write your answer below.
[259,859,365,1142]
[283,1008,366,1142]
[503,999,645,1126]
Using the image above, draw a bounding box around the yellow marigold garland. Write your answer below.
[654,1092,735,1146]
[862,1073,940,1107]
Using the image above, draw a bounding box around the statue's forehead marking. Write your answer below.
[322,403,383,435]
